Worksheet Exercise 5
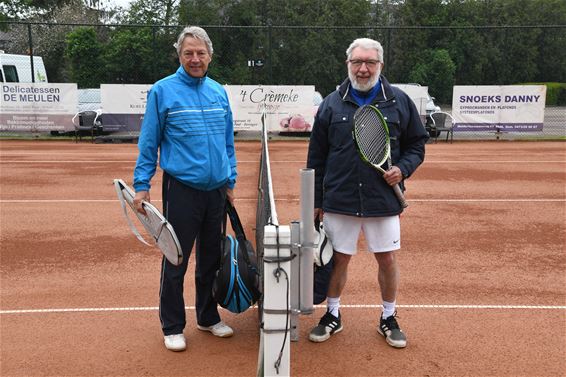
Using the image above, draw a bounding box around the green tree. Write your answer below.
[178,0,265,85]
[176,0,374,93]
[0,0,104,20]
[66,27,104,87]
[267,0,373,94]
[102,27,166,84]
[408,49,456,103]
[530,0,566,83]
[120,0,180,25]
[3,0,104,82]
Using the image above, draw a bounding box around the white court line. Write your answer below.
[1,160,564,164]
[338,304,566,309]
[1,198,564,203]
[424,160,565,163]
[0,160,265,163]
[263,160,566,164]
[1,199,128,203]
[0,160,138,163]
[409,199,566,202]
[2,304,564,315]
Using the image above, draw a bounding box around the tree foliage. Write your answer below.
[408,49,456,103]
[1,0,564,103]
[65,27,104,87]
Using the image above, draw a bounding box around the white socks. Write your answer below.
[327,297,340,317]
[382,300,396,319]
[327,298,395,318]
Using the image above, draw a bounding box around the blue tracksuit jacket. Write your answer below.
[134,66,237,192]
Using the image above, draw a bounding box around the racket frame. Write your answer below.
[352,105,409,208]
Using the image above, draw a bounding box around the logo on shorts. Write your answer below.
[393,240,399,244]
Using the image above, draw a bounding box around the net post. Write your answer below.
[290,220,300,341]
[299,168,315,314]
[262,224,291,377]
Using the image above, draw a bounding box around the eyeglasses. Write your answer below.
[348,59,380,69]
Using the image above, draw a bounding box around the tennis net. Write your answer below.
[255,109,279,301]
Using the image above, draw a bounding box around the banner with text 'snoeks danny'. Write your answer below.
[452,85,546,132]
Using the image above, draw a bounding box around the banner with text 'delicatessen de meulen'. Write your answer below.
[1,83,78,133]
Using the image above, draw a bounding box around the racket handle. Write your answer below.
[393,184,409,208]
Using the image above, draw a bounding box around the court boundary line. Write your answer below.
[2,304,565,315]
[1,198,565,203]
[1,160,565,164]
[0,160,272,163]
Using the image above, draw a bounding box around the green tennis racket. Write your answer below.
[353,105,408,208]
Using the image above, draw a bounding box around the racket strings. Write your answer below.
[354,109,389,165]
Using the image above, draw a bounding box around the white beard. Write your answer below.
[348,68,381,92]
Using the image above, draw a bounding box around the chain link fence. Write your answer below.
[1,21,564,140]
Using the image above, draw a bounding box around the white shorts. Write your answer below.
[323,212,400,255]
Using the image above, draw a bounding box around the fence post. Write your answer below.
[151,25,159,82]
[267,23,273,84]
[27,23,35,83]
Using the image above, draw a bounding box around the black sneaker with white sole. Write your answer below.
[378,312,407,348]
[308,311,343,342]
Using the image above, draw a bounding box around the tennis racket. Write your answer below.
[114,179,183,266]
[352,105,408,208]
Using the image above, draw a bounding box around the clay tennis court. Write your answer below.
[1,139,564,377]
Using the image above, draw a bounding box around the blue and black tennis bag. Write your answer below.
[212,201,261,314]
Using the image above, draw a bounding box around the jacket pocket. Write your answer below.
[328,113,352,149]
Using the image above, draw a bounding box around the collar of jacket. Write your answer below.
[175,65,209,86]
[339,75,396,105]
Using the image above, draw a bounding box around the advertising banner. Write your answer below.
[100,84,152,132]
[225,85,315,133]
[0,83,77,132]
[452,85,546,132]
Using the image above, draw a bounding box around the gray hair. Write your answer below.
[174,26,214,56]
[346,38,383,62]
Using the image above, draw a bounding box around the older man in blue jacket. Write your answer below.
[307,38,428,348]
[133,26,237,352]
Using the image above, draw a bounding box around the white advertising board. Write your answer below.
[100,84,152,131]
[0,83,77,132]
[225,85,315,133]
[452,85,546,132]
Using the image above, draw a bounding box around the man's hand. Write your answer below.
[383,166,403,186]
[314,208,324,222]
[226,188,235,206]
[133,190,150,215]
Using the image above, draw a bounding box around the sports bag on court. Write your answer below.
[212,201,261,314]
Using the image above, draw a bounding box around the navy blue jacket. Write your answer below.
[307,76,429,217]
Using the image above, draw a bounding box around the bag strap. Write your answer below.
[225,200,254,265]
[226,200,247,241]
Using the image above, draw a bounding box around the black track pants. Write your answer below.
[159,172,226,336]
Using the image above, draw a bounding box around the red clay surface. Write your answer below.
[1,139,565,377]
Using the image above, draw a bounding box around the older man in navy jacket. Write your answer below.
[307,38,428,348]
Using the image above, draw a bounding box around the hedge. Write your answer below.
[524,82,566,106]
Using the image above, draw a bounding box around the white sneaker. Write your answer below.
[164,334,186,351]
[197,321,234,338]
